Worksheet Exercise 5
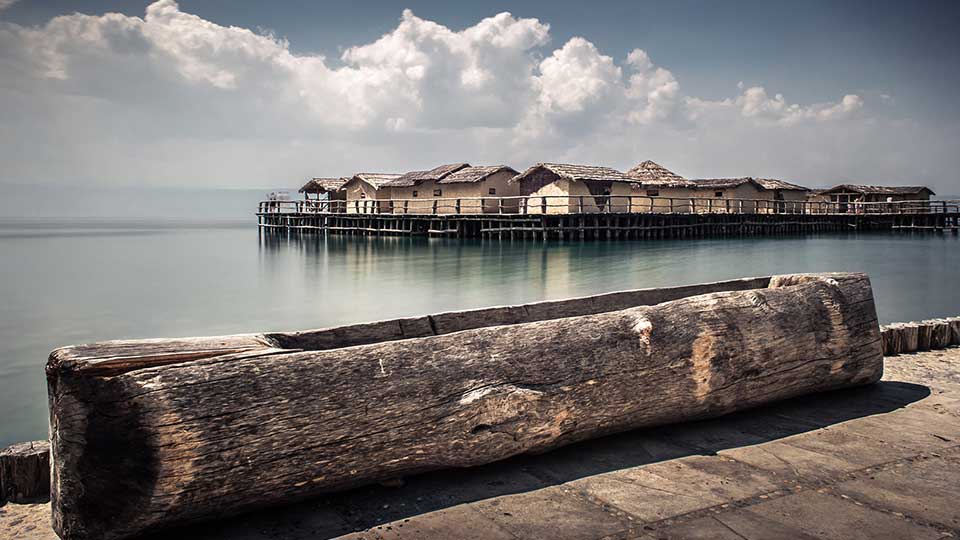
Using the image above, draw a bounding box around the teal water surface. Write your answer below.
[1,219,958,446]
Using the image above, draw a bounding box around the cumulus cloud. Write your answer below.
[1,0,942,190]
[686,86,863,127]
[535,38,621,114]
[624,49,680,124]
[736,86,863,125]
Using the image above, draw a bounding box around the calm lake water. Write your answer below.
[1,219,958,446]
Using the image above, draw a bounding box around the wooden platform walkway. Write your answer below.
[257,197,960,240]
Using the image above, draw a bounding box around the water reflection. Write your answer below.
[1,225,958,446]
[256,230,960,331]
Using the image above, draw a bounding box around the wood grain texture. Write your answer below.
[46,273,883,540]
[0,440,50,504]
[878,318,959,355]
[950,317,960,345]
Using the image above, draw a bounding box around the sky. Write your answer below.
[1,0,958,194]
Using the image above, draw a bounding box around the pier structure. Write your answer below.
[257,195,960,239]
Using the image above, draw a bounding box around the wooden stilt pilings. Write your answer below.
[256,211,945,241]
[257,197,959,240]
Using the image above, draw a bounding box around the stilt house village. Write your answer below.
[295,160,935,215]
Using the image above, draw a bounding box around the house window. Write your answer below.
[412,190,418,197]
[715,191,723,198]
[434,189,442,197]
[646,189,659,197]
[488,188,497,195]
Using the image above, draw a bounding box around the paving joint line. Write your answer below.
[604,444,960,535]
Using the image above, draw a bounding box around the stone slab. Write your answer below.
[334,504,514,540]
[568,455,779,522]
[710,490,948,540]
[719,439,860,483]
[649,514,812,540]
[472,486,630,540]
[834,451,960,530]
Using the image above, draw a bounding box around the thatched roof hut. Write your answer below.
[689,177,812,212]
[509,163,634,214]
[625,161,695,188]
[299,177,347,195]
[342,172,403,213]
[384,163,470,188]
[752,178,810,192]
[438,165,518,184]
[512,163,634,185]
[347,172,403,190]
[691,178,761,190]
[819,184,935,198]
[816,184,935,209]
[691,177,809,192]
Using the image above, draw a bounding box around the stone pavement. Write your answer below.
[4,347,960,540]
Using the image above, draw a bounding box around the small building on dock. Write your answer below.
[690,178,765,213]
[625,160,696,213]
[510,163,636,214]
[753,178,811,212]
[819,184,935,212]
[689,177,810,213]
[383,163,522,214]
[343,173,402,214]
[435,165,521,213]
[383,163,465,213]
[299,177,347,211]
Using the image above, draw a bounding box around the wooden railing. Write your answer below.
[258,197,959,217]
[843,199,960,215]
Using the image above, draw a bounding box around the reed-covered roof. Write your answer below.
[299,177,347,193]
[438,165,518,184]
[819,184,935,196]
[752,178,810,192]
[691,177,809,192]
[625,160,694,187]
[691,178,760,189]
[513,163,633,183]
[348,173,402,189]
[385,163,470,187]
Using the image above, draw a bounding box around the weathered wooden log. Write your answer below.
[916,321,933,351]
[949,317,960,346]
[883,324,903,355]
[0,440,50,504]
[880,326,894,355]
[899,322,920,353]
[47,272,883,540]
[929,319,952,349]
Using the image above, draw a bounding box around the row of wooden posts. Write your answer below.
[880,317,960,355]
[260,212,956,240]
[2,314,958,508]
